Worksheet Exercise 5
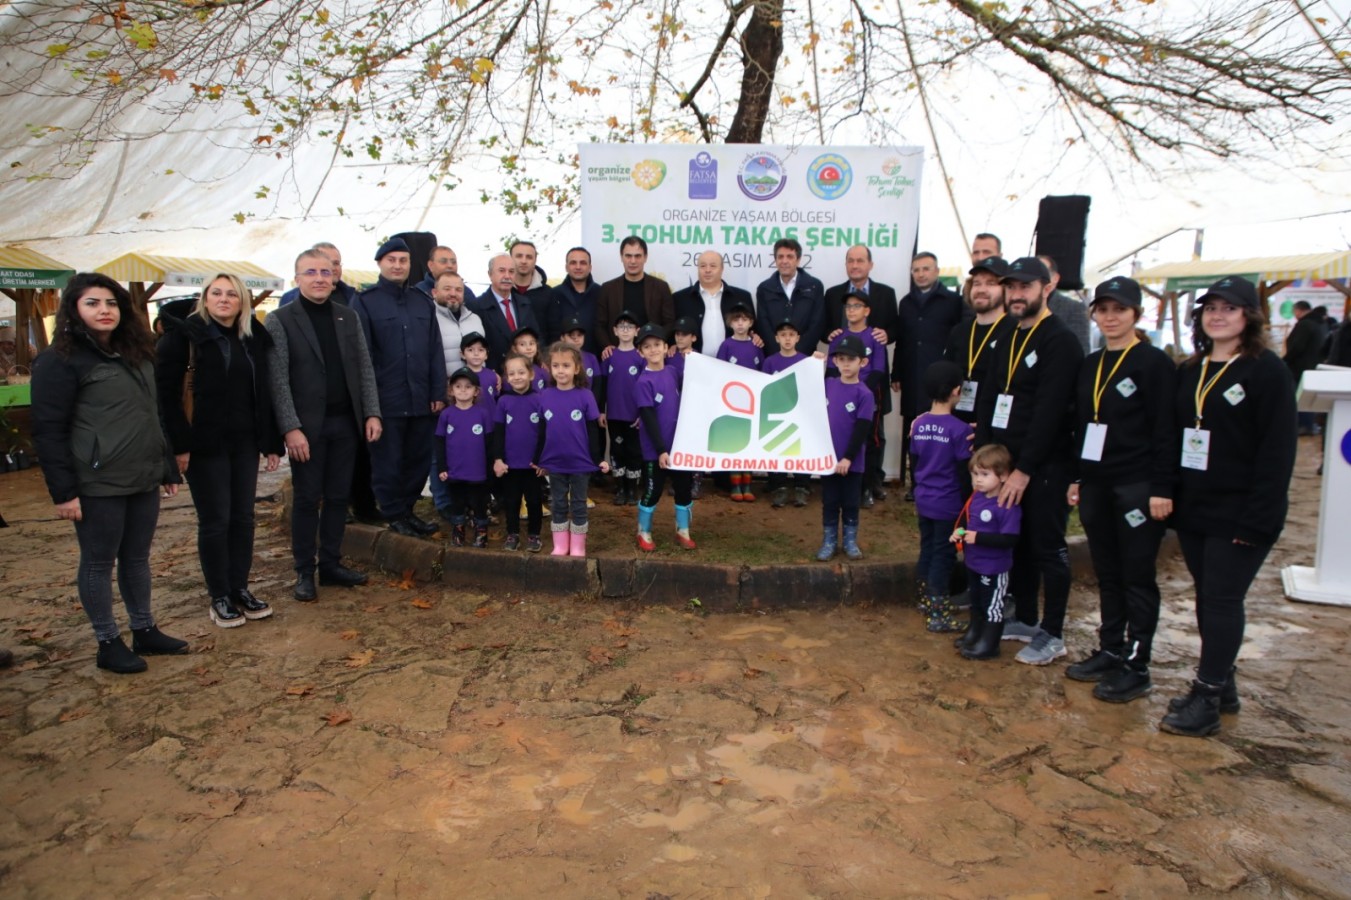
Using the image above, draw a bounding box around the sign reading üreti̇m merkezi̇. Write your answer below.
[0,269,72,289]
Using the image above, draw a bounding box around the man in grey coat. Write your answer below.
[267,249,383,601]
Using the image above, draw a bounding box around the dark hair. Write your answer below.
[1293,300,1312,313]
[974,232,1002,252]
[546,342,589,389]
[923,360,964,402]
[509,240,536,253]
[52,272,156,365]
[619,235,648,255]
[1185,303,1268,365]
[970,443,1012,476]
[913,251,937,265]
[565,246,592,262]
[502,352,534,380]
[773,238,803,258]
[1036,254,1060,276]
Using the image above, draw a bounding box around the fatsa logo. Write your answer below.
[688,151,717,200]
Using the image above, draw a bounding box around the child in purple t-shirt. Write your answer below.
[952,443,1022,661]
[538,343,609,556]
[492,354,544,553]
[559,320,603,410]
[668,317,697,384]
[509,326,548,393]
[718,301,763,501]
[817,336,875,561]
[633,324,696,552]
[911,361,975,632]
[435,367,495,548]
[826,293,887,506]
[763,318,811,509]
[604,311,644,507]
[460,333,500,413]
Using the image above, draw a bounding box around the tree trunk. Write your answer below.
[725,0,783,143]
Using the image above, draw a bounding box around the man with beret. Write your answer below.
[352,237,448,537]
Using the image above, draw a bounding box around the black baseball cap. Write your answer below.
[969,256,1010,279]
[673,316,699,335]
[614,310,641,326]
[725,300,754,318]
[460,331,488,350]
[1092,277,1143,309]
[635,323,666,346]
[449,366,480,387]
[832,335,865,358]
[560,316,587,335]
[510,324,540,343]
[774,318,800,333]
[1002,257,1051,284]
[1196,275,1259,309]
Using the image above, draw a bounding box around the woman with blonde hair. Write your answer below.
[157,274,282,628]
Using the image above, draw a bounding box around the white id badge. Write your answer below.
[1080,422,1108,461]
[1181,427,1210,471]
[991,393,1014,429]
[956,380,978,412]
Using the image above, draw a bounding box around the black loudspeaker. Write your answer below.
[392,231,438,285]
[1034,196,1090,291]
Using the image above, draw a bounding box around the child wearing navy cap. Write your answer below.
[634,324,696,551]
[604,311,645,506]
[434,367,495,547]
[510,325,548,392]
[817,336,875,560]
[718,301,763,501]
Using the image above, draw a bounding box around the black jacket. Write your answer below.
[31,335,178,503]
[1069,342,1178,494]
[893,282,970,419]
[755,270,826,352]
[156,314,283,457]
[672,283,755,352]
[471,288,542,373]
[352,277,446,417]
[1284,308,1329,379]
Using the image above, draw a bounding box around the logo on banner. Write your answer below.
[737,153,786,201]
[806,153,852,200]
[630,159,667,191]
[688,152,717,199]
[868,157,916,200]
[585,163,632,184]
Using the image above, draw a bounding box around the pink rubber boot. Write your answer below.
[568,527,587,557]
[551,528,570,556]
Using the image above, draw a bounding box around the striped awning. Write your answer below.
[1135,251,1351,292]
[343,269,379,290]
[0,245,74,290]
[95,252,285,293]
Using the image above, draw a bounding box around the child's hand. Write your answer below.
[826,328,843,341]
[493,460,508,477]
[835,459,851,475]
[658,452,671,469]
[963,530,977,544]
[438,472,448,482]
[598,414,608,428]
[599,461,610,474]
[812,350,826,360]
[949,529,963,545]
[533,465,548,476]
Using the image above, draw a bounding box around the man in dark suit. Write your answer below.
[755,238,825,353]
[266,249,383,601]
[672,251,757,354]
[596,236,674,354]
[824,244,899,502]
[473,253,541,372]
[891,251,969,499]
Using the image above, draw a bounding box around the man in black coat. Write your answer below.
[473,253,542,372]
[824,244,898,500]
[891,251,969,498]
[672,251,757,354]
[546,247,602,355]
[265,249,384,600]
[755,238,826,353]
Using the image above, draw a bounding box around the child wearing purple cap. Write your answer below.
[634,325,696,551]
[492,354,544,552]
[910,360,974,632]
[953,444,1022,660]
[718,303,763,501]
[763,319,811,508]
[604,313,644,506]
[817,337,875,560]
[435,368,495,547]
[538,342,609,556]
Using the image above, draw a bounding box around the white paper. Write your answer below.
[1181,427,1210,471]
[1081,422,1108,461]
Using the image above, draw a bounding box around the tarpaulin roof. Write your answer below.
[1135,252,1351,292]
[95,252,285,293]
[0,245,74,290]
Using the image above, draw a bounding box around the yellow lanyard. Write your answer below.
[1004,315,1046,391]
[1091,341,1137,422]
[1193,356,1236,427]
[966,314,1005,378]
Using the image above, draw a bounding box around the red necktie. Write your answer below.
[502,298,516,332]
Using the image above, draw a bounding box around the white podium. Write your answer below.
[1282,365,1351,606]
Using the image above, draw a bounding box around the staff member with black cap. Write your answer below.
[1161,276,1295,737]
[1064,277,1178,703]
[974,256,1084,666]
[944,256,1013,425]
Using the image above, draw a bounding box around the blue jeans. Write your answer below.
[918,515,958,598]
[73,490,161,641]
[549,473,591,530]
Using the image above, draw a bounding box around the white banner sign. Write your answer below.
[578,143,924,297]
[670,353,836,474]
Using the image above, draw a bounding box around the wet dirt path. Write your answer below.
[1,437,1348,898]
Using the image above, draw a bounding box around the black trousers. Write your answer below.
[185,445,260,598]
[370,415,436,520]
[445,479,489,526]
[500,469,543,536]
[1177,529,1272,685]
[1009,465,1072,638]
[821,471,863,529]
[897,412,917,487]
[1078,480,1165,666]
[350,433,380,519]
[639,461,693,507]
[291,414,358,575]
[609,420,643,478]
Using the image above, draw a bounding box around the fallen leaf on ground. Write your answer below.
[196,672,222,687]
[411,597,434,609]
[362,604,386,613]
[473,606,493,618]
[602,619,637,637]
[339,629,361,640]
[323,708,353,726]
[743,667,764,680]
[59,707,91,723]
[285,684,314,697]
[612,640,629,649]
[587,645,615,665]
[345,649,376,668]
[672,670,704,683]
[390,568,416,590]
[711,776,738,786]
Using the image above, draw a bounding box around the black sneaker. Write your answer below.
[525,535,543,553]
[131,626,190,655]
[388,517,422,537]
[97,636,147,674]
[1092,665,1152,703]
[1065,649,1121,683]
[504,533,521,551]
[1169,667,1240,714]
[209,596,246,629]
[1160,680,1223,737]
[793,487,810,507]
[232,588,274,620]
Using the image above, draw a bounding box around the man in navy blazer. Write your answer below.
[472,253,541,372]
[754,238,825,353]
[672,251,758,354]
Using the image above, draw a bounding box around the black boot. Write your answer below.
[1160,679,1223,737]
[131,626,190,655]
[1093,664,1153,703]
[1169,666,1240,714]
[97,636,147,674]
[961,617,1004,660]
[955,601,985,652]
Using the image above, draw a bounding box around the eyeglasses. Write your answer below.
[299,269,334,279]
[843,302,867,310]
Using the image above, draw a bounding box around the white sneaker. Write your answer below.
[1001,620,1041,643]
[1016,630,1067,666]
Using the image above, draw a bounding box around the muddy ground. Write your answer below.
[1,436,1348,898]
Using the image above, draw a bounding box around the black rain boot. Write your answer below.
[1160,679,1223,737]
[961,617,1004,660]
[955,601,986,652]
[451,524,466,547]
[97,636,147,674]
[1170,666,1240,714]
[472,524,489,549]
